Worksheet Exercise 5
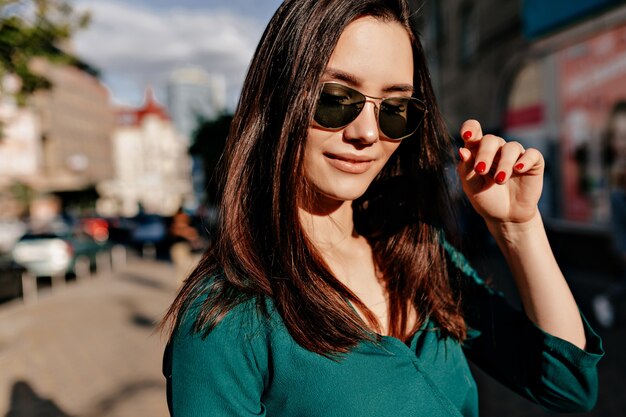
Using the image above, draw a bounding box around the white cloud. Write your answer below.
[72,1,268,107]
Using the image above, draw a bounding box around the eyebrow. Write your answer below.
[323,68,415,94]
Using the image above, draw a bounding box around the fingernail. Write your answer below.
[515,163,524,171]
[475,161,487,174]
[495,171,506,183]
[458,148,465,160]
[462,131,472,140]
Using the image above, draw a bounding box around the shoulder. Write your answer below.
[173,275,273,350]
[165,276,273,414]
[167,275,275,386]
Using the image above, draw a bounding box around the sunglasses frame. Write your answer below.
[313,82,427,141]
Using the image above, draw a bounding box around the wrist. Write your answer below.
[485,209,544,247]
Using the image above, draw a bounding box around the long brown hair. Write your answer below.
[161,0,466,355]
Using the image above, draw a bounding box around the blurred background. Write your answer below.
[1,0,625,416]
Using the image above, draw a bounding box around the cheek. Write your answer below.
[380,142,402,165]
[303,131,324,173]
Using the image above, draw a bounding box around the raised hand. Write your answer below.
[457,119,544,225]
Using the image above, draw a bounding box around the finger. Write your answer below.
[457,147,474,175]
[512,148,545,175]
[457,147,481,188]
[472,134,505,175]
[493,141,525,184]
[458,147,472,163]
[459,119,483,146]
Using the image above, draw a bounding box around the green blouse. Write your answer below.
[163,243,604,416]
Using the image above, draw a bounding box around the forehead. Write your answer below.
[325,16,414,90]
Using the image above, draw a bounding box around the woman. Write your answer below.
[161,0,603,415]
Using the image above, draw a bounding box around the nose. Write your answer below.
[343,100,379,144]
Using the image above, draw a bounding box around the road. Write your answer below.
[0,255,181,417]
[0,250,623,416]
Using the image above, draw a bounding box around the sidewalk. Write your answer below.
[0,255,181,417]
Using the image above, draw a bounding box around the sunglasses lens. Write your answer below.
[314,83,365,128]
[314,83,426,140]
[379,97,425,140]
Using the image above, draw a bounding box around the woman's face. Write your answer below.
[303,16,414,206]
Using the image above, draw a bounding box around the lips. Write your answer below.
[323,152,376,174]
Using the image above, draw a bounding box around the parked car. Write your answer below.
[11,229,110,278]
[128,214,168,258]
[80,217,110,242]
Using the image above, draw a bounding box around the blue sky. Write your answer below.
[72,0,284,108]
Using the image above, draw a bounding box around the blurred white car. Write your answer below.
[11,230,106,277]
[12,233,73,277]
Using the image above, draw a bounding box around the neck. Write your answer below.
[298,197,356,250]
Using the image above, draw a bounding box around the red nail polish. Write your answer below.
[515,163,524,171]
[495,171,506,183]
[475,161,486,174]
[462,131,472,140]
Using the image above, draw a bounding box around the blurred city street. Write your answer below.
[0,254,181,417]
[2,1,626,416]
[0,247,624,417]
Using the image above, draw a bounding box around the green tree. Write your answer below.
[8,180,34,215]
[189,113,233,206]
[0,0,91,105]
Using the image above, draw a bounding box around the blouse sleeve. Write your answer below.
[163,297,269,417]
[443,240,605,413]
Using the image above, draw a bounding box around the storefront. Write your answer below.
[503,0,626,225]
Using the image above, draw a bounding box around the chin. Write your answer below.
[315,181,371,203]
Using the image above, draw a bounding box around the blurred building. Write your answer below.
[97,88,193,217]
[0,75,41,182]
[166,67,227,208]
[0,59,114,217]
[29,58,115,194]
[419,0,626,225]
[0,74,42,217]
[166,67,226,140]
[417,0,524,130]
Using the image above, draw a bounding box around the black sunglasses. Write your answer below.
[313,82,427,140]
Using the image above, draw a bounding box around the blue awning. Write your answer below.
[523,0,622,39]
